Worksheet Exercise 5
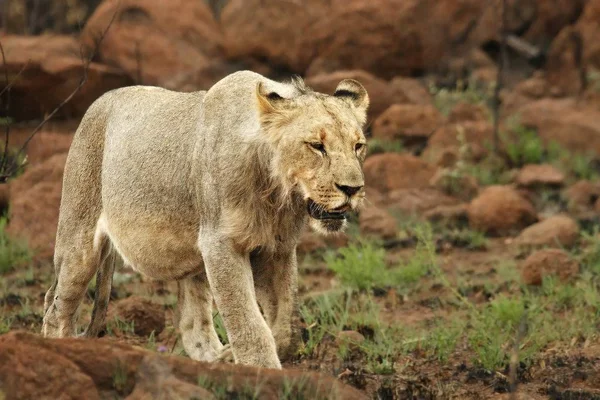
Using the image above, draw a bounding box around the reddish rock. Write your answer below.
[25,131,74,165]
[423,121,494,165]
[221,0,324,73]
[423,203,469,226]
[447,102,489,123]
[515,164,565,188]
[358,205,397,240]
[576,0,600,71]
[521,249,579,286]
[468,185,538,236]
[520,99,600,156]
[1,35,131,121]
[7,153,67,260]
[546,26,587,96]
[389,77,433,106]
[0,332,100,400]
[303,0,486,78]
[127,355,216,400]
[372,104,444,148]
[564,180,600,215]
[385,188,461,216]
[81,0,227,90]
[107,296,165,337]
[0,331,365,400]
[516,215,580,248]
[363,153,437,194]
[306,70,402,122]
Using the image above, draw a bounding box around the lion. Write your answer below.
[41,70,369,369]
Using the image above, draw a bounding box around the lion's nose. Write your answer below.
[335,183,363,197]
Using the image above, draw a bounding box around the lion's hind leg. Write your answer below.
[42,227,105,338]
[176,273,224,362]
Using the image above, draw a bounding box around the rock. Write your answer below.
[423,204,469,227]
[335,331,365,350]
[516,215,580,248]
[81,0,227,90]
[423,121,494,165]
[0,332,100,400]
[468,185,538,236]
[0,331,365,400]
[447,102,489,123]
[127,355,216,400]
[25,131,74,166]
[7,153,67,260]
[515,164,565,188]
[524,0,587,46]
[563,180,600,215]
[305,70,403,122]
[358,205,397,240]
[363,153,437,194]
[107,296,165,337]
[371,104,444,150]
[546,26,586,96]
[1,35,131,121]
[576,0,600,72]
[519,99,600,156]
[389,77,433,106]
[385,188,461,216]
[304,0,491,78]
[3,0,102,34]
[521,249,579,285]
[221,0,324,73]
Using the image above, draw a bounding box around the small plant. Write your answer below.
[0,315,12,334]
[422,320,464,362]
[429,79,491,116]
[367,138,404,156]
[112,361,129,394]
[213,312,229,344]
[0,217,32,275]
[502,120,545,166]
[106,316,135,336]
[325,241,388,291]
[442,228,488,251]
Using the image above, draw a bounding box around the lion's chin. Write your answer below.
[308,215,347,234]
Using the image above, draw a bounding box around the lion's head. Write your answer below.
[256,78,369,234]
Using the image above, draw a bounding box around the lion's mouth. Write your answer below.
[306,199,349,220]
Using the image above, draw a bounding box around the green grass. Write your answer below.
[325,241,388,291]
[106,316,135,336]
[0,217,32,275]
[502,121,545,166]
[441,228,488,251]
[0,315,12,334]
[367,138,404,156]
[429,79,492,117]
[213,312,229,344]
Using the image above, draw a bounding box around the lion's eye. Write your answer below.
[355,143,365,152]
[309,142,326,154]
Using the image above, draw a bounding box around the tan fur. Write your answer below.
[41,71,369,369]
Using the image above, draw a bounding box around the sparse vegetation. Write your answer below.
[0,217,32,274]
[366,138,404,156]
[429,79,492,116]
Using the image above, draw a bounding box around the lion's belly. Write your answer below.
[97,213,203,280]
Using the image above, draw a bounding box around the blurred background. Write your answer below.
[1,1,600,399]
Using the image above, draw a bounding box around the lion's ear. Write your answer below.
[256,82,286,116]
[334,79,369,126]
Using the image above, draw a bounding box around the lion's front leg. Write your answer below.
[198,235,281,369]
[253,248,300,361]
